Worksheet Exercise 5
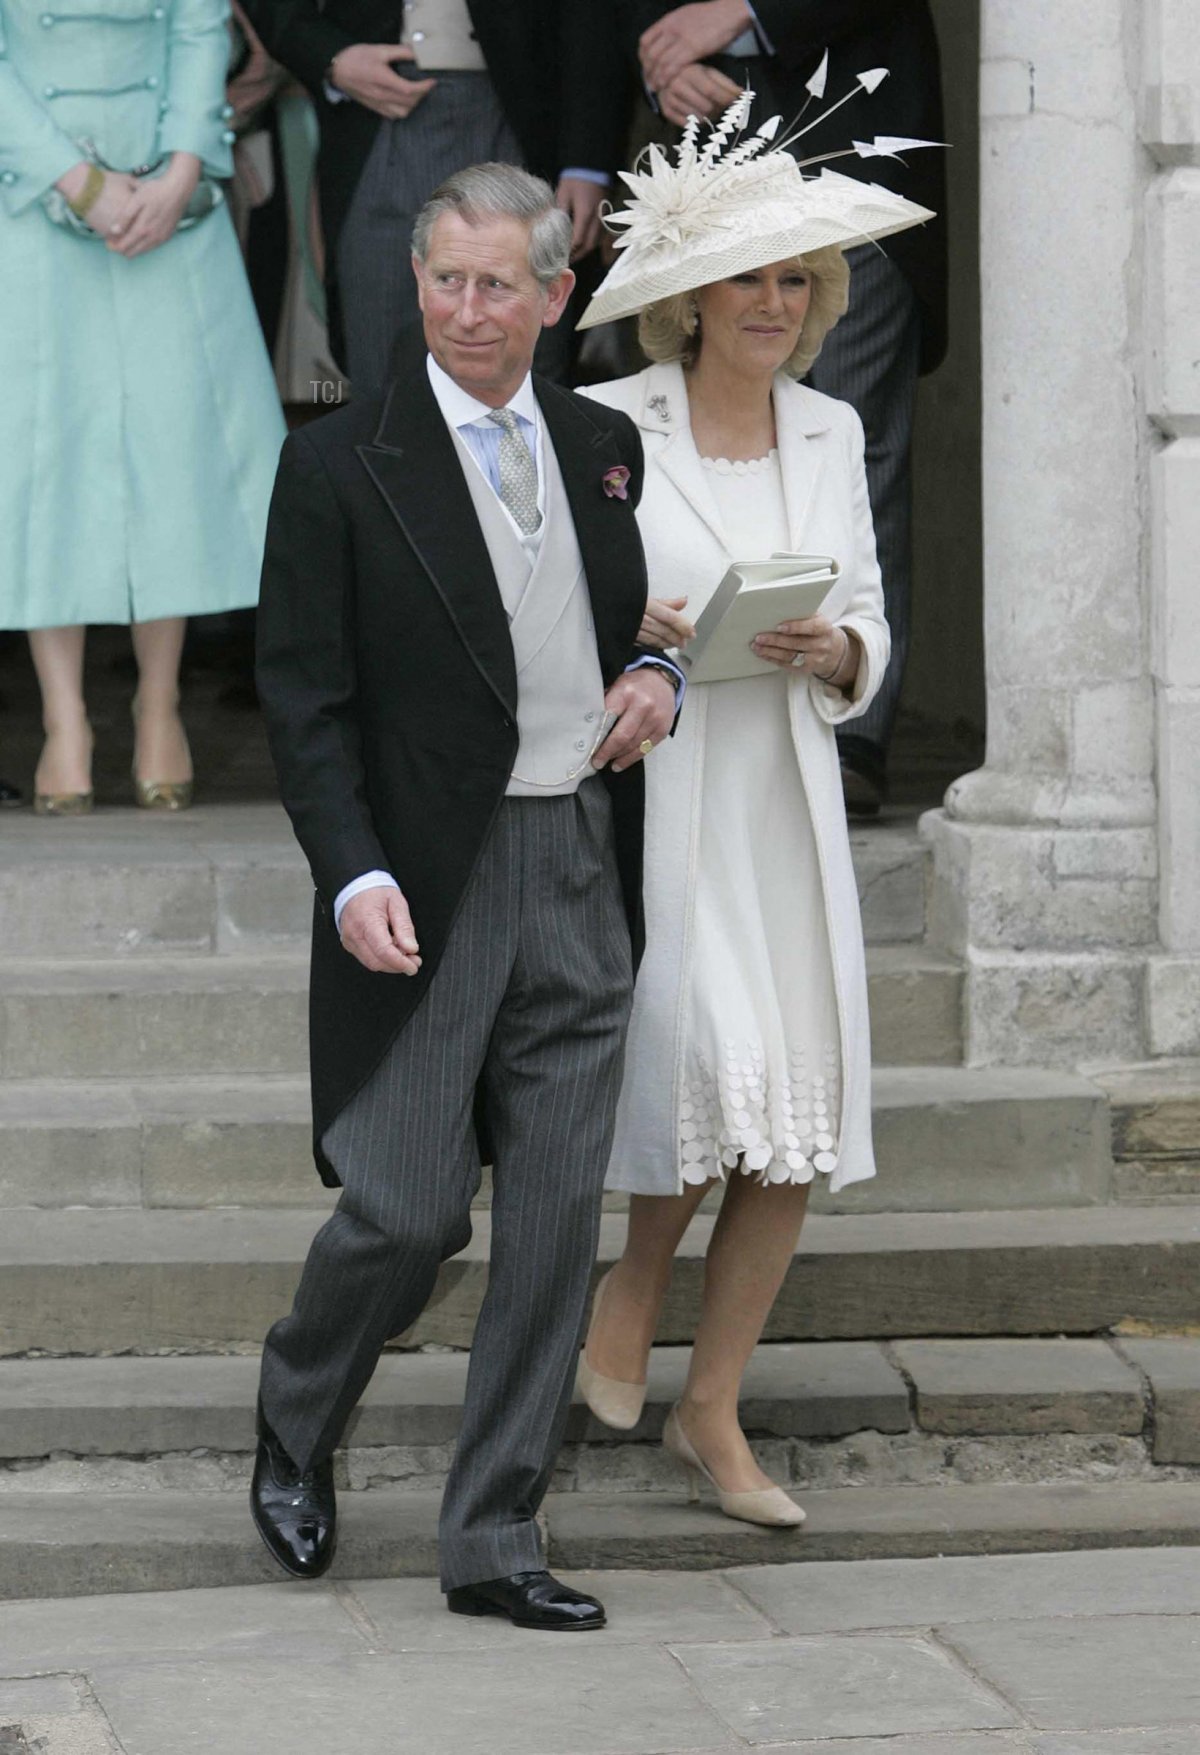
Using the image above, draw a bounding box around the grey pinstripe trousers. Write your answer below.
[336,72,524,395]
[806,242,922,760]
[258,784,633,1591]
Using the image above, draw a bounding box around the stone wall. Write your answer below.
[923,0,1194,1069]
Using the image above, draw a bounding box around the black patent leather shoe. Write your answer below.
[250,1406,337,1580]
[446,1570,606,1630]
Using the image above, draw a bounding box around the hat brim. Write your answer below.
[576,189,936,331]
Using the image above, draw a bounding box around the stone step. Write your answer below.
[3,1205,1198,1356]
[0,803,312,960]
[4,1478,1200,1600]
[8,1335,1185,1470]
[0,805,930,958]
[0,945,960,1080]
[0,1065,1105,1212]
[1089,1057,1200,1204]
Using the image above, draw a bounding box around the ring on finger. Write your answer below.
[639,738,654,755]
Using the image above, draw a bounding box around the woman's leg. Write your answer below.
[677,1173,811,1492]
[28,626,92,796]
[585,1185,710,1382]
[130,617,192,785]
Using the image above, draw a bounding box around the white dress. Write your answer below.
[661,449,841,1190]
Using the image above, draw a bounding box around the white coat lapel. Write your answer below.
[773,375,832,552]
[634,363,731,557]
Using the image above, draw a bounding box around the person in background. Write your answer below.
[619,0,948,814]
[238,0,632,390]
[0,0,285,813]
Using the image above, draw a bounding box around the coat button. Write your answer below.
[145,74,159,88]
[151,4,165,13]
[40,12,55,25]
[1,170,15,184]
[222,128,236,144]
[221,102,234,119]
[575,739,587,752]
[43,84,58,97]
[584,710,596,722]
[159,99,169,114]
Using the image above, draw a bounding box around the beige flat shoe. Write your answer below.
[133,776,194,812]
[663,1404,806,1529]
[33,790,94,817]
[576,1269,648,1431]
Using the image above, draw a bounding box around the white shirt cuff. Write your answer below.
[560,167,610,186]
[333,871,400,934]
[626,655,686,714]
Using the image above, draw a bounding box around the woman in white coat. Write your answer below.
[574,96,935,1526]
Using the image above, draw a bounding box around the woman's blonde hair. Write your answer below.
[637,247,851,379]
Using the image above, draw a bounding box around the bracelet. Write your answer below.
[812,628,851,686]
[67,163,105,221]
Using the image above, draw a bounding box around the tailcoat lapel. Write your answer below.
[356,338,518,715]
[534,376,648,683]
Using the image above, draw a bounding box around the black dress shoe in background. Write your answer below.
[446,1569,606,1630]
[250,1406,337,1580]
[838,737,887,819]
[0,778,22,809]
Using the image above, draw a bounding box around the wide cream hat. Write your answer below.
[577,80,938,332]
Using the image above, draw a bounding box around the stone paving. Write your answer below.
[2,1547,1199,1753]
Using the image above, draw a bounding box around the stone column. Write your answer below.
[1144,0,1200,1054]
[923,0,1158,1066]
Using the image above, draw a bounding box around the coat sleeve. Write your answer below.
[0,5,86,213]
[158,0,237,176]
[559,0,635,177]
[748,0,901,69]
[808,405,891,727]
[236,0,355,94]
[255,429,393,907]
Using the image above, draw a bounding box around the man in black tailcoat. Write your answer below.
[250,163,681,1630]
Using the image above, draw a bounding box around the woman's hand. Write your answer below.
[639,596,696,650]
[107,154,202,258]
[752,615,860,687]
[57,163,140,237]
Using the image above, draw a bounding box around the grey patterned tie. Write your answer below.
[487,408,541,535]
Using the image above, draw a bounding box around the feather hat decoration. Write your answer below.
[576,75,940,331]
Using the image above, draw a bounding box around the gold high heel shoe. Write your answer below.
[663,1404,806,1529]
[576,1269,648,1431]
[133,776,194,811]
[33,789,94,817]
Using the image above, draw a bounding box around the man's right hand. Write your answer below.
[329,44,437,118]
[657,62,745,126]
[340,886,422,975]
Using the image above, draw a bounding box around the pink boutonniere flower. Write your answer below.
[602,464,631,501]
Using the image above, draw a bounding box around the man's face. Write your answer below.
[414,211,575,406]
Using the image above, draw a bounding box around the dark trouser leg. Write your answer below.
[438,785,633,1590]
[806,243,922,769]
[258,811,525,1474]
[335,75,525,394]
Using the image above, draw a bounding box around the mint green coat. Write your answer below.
[0,0,285,629]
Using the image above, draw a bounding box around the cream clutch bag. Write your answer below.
[677,554,843,684]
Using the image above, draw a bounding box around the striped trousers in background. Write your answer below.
[806,242,922,764]
[258,784,633,1591]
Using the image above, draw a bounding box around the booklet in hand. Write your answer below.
[676,554,842,684]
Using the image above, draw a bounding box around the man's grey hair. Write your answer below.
[412,162,572,286]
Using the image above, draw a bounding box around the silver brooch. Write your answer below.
[648,394,670,423]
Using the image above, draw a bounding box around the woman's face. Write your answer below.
[694,259,813,375]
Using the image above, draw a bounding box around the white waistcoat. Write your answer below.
[451,426,608,797]
[401,0,487,70]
